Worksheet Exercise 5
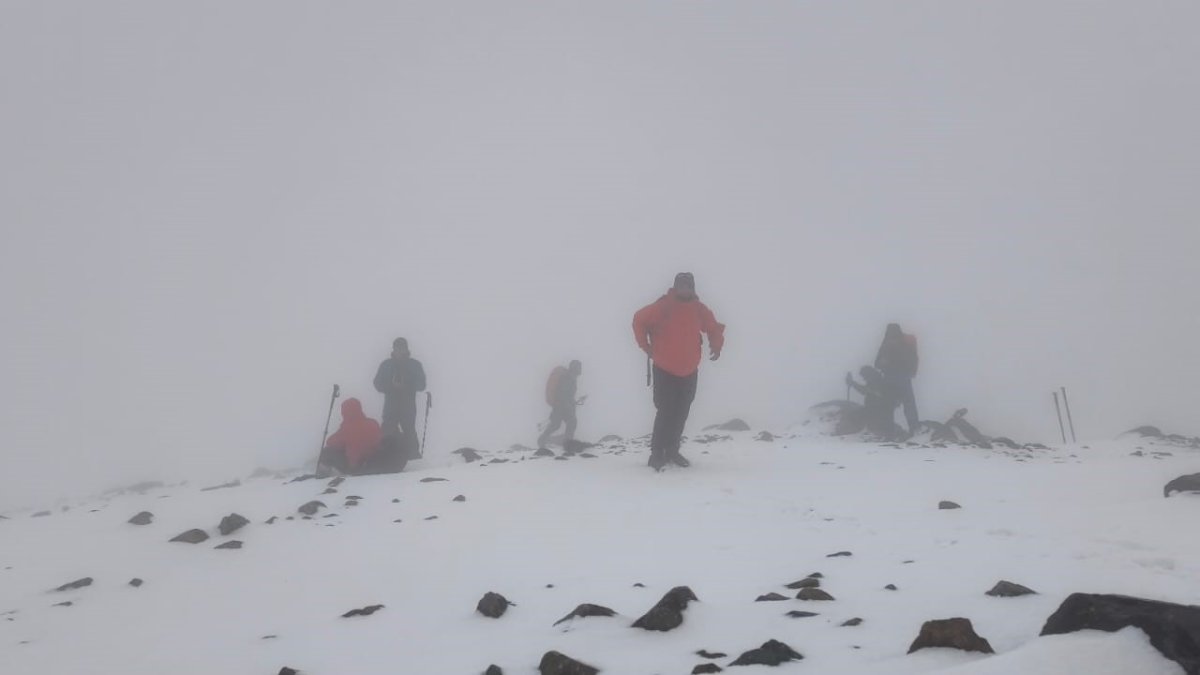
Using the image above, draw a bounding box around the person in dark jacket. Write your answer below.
[373,337,427,460]
[632,272,726,470]
[874,323,920,435]
[538,360,584,450]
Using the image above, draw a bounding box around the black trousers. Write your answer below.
[651,367,698,460]
[884,375,920,434]
[383,403,420,459]
[538,404,578,447]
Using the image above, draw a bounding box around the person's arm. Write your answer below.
[373,361,390,394]
[632,300,664,355]
[411,360,427,393]
[700,304,726,359]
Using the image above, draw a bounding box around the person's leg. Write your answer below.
[563,405,578,443]
[666,371,699,464]
[901,378,920,434]
[649,367,676,468]
[399,405,419,459]
[538,409,563,447]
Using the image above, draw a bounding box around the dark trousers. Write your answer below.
[538,404,577,447]
[884,376,920,433]
[383,404,419,459]
[651,367,698,461]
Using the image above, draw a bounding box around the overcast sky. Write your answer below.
[1,1,1197,510]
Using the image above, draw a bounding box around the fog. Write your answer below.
[1,1,1197,510]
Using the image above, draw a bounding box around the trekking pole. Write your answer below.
[319,384,341,453]
[1061,386,1077,443]
[646,355,652,388]
[1052,391,1067,444]
[420,391,432,458]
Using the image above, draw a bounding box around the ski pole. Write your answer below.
[320,384,341,454]
[420,391,432,458]
[1052,391,1067,444]
[1061,386,1077,443]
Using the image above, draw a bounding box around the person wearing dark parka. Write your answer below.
[373,337,427,461]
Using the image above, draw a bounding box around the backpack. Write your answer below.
[545,366,567,406]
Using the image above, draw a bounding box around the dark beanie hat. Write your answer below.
[674,272,695,289]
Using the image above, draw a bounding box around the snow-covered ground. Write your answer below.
[1,430,1197,674]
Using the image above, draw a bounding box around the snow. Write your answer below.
[0,433,1196,674]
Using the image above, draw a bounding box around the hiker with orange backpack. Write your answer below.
[537,360,585,450]
[874,323,921,436]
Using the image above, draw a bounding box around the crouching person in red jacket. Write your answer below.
[633,272,726,471]
[318,398,385,477]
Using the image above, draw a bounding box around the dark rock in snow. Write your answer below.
[827,551,853,558]
[420,477,449,483]
[327,476,345,488]
[477,592,513,618]
[424,516,438,521]
[756,593,789,602]
[287,474,318,483]
[453,495,467,502]
[632,586,699,632]
[808,572,824,579]
[534,447,556,457]
[729,639,804,666]
[484,666,503,675]
[218,513,250,536]
[341,604,385,618]
[128,511,154,525]
[1165,474,1200,498]
[797,588,835,601]
[706,418,751,432]
[129,578,143,587]
[693,664,723,674]
[986,580,1037,597]
[633,583,646,588]
[53,601,73,607]
[885,584,898,591]
[32,511,51,518]
[697,650,728,659]
[488,458,510,464]
[278,668,299,675]
[786,578,820,590]
[322,488,338,495]
[786,611,819,618]
[54,577,93,592]
[170,529,209,544]
[297,501,325,516]
[538,650,598,675]
[598,434,622,443]
[265,516,278,524]
[1040,593,1200,674]
[214,540,243,550]
[908,618,994,654]
[755,431,776,442]
[553,603,617,626]
[842,617,864,627]
[454,447,483,463]
[200,479,240,492]
[939,501,962,510]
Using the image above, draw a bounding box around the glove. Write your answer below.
[709,350,721,361]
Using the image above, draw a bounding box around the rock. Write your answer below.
[562,439,594,455]
[322,488,338,495]
[785,611,819,618]
[842,617,864,627]
[170,529,209,544]
[1040,593,1200,674]
[553,603,617,626]
[908,618,994,654]
[808,572,824,579]
[797,588,835,601]
[488,458,510,464]
[454,447,483,463]
[729,639,804,667]
[32,511,51,518]
[938,501,962,510]
[785,578,820,590]
[986,580,1037,597]
[534,448,556,457]
[696,650,727,659]
[129,578,143,587]
[632,586,699,632]
[885,584,898,591]
[214,540,243,550]
[538,651,598,675]
[287,474,318,483]
[827,551,852,558]
[453,495,467,502]
[128,511,154,525]
[477,592,513,618]
[598,434,622,443]
[200,479,240,492]
[297,501,325,516]
[265,516,278,524]
[327,476,345,488]
[54,577,93,592]
[693,665,723,674]
[341,604,385,618]
[424,516,438,521]
[278,668,299,675]
[756,593,789,602]
[218,513,250,536]
[633,582,646,588]
[1165,473,1200,497]
[706,418,751,432]
[420,477,449,483]
[755,431,776,442]
[484,666,503,675]
[53,601,73,607]
[323,513,339,519]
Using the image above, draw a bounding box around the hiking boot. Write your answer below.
[648,452,666,471]
[667,452,690,468]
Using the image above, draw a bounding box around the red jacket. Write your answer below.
[633,289,726,377]
[324,398,382,469]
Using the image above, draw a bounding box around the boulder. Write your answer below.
[693,665,723,674]
[696,651,727,659]
[278,668,298,675]
[986,580,1037,597]
[796,588,835,601]
[827,551,852,558]
[908,618,994,654]
[842,617,864,627]
[214,540,243,550]
[420,477,449,483]
[632,586,698,632]
[939,501,962,510]
[729,639,804,667]
[785,578,820,590]
[32,511,51,518]
[598,434,622,443]
[1040,593,1200,674]
[169,529,209,544]
[1165,474,1200,498]
[453,495,467,502]
[534,447,557,457]
[785,611,819,619]
[484,666,503,675]
[218,513,250,536]
[129,578,143,588]
[297,501,325,516]
[454,447,483,463]
[54,577,93,592]
[477,592,512,619]
[128,511,154,526]
[341,604,385,618]
[538,651,599,675]
[553,603,617,626]
[755,593,789,602]
[755,431,776,442]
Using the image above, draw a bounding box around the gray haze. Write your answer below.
[2,1,1197,510]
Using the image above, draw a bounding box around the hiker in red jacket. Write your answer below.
[318,398,383,476]
[633,272,726,470]
[874,323,921,436]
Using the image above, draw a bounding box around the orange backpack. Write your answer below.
[545,366,567,405]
